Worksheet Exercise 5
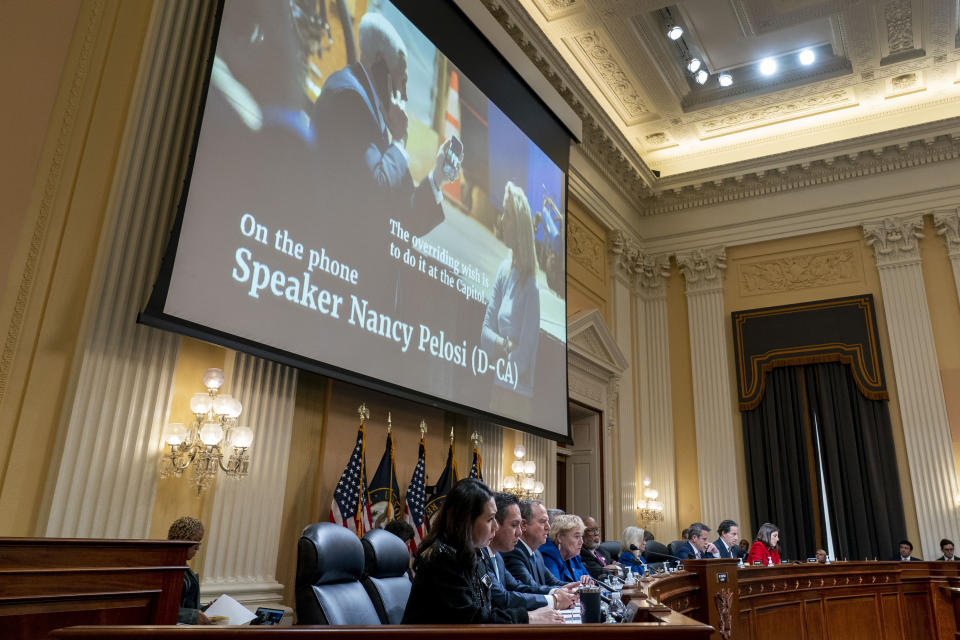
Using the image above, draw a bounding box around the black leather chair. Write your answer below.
[644,541,673,563]
[598,540,621,561]
[295,523,382,625]
[668,540,685,558]
[361,528,412,624]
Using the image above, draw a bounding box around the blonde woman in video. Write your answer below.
[481,182,540,401]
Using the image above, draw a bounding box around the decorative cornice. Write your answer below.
[863,214,926,267]
[479,2,960,218]
[676,247,727,294]
[933,209,960,258]
[645,132,960,215]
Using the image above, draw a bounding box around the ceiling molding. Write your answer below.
[480,0,960,222]
[480,0,657,206]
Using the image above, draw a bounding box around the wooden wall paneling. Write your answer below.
[902,590,936,640]
[879,593,902,640]
[802,599,824,640]
[753,600,804,639]
[823,594,883,639]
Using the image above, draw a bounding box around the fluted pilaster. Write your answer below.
[468,419,503,490]
[43,0,217,538]
[934,209,960,307]
[863,214,960,558]
[200,352,297,609]
[634,254,678,539]
[607,233,638,533]
[519,430,556,508]
[676,247,740,529]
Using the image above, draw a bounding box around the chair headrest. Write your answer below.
[644,540,671,561]
[362,528,411,578]
[298,522,365,586]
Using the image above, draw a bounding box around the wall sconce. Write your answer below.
[502,444,544,499]
[637,478,664,523]
[160,368,253,493]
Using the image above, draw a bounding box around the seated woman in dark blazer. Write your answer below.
[403,478,561,624]
[746,522,782,566]
[541,514,593,584]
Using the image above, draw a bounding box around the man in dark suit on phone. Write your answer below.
[676,522,718,560]
[311,11,462,313]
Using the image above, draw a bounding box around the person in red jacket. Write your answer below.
[746,522,781,566]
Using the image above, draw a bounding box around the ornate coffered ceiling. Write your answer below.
[480,0,960,214]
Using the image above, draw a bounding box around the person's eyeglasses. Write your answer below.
[584,528,600,534]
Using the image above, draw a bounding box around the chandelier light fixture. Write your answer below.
[161,368,254,494]
[502,444,544,499]
[636,478,664,524]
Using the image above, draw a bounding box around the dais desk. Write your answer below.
[637,559,960,640]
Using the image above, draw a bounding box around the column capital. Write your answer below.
[863,214,925,267]
[608,231,640,285]
[676,247,727,293]
[635,253,672,299]
[933,208,960,258]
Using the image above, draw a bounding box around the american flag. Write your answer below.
[329,425,372,536]
[403,439,427,553]
[469,445,483,482]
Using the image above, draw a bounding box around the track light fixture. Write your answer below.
[798,49,816,65]
[695,69,709,85]
[666,24,683,40]
[718,73,733,87]
[687,58,702,73]
[759,57,777,76]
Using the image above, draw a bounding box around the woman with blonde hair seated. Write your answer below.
[618,526,648,572]
[540,514,593,584]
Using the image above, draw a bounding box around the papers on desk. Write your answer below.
[559,606,581,624]
[203,594,257,626]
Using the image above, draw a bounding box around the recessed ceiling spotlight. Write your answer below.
[798,48,816,65]
[695,69,709,85]
[687,58,702,73]
[718,73,733,87]
[666,25,683,40]
[759,57,777,76]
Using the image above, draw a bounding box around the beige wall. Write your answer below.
[0,0,83,293]
[0,0,156,536]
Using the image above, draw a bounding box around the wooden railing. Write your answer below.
[0,537,191,640]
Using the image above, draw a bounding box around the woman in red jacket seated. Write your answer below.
[746,522,781,566]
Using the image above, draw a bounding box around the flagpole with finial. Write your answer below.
[419,419,427,440]
[387,411,392,434]
[356,403,370,535]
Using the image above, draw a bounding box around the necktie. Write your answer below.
[594,550,604,563]
[533,552,543,583]
[492,554,500,582]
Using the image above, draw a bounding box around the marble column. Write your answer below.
[863,214,960,558]
[675,247,741,529]
[933,208,960,306]
[43,1,216,538]
[200,352,298,609]
[607,233,639,533]
[634,253,678,539]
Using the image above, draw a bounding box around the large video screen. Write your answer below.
[144,0,569,438]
